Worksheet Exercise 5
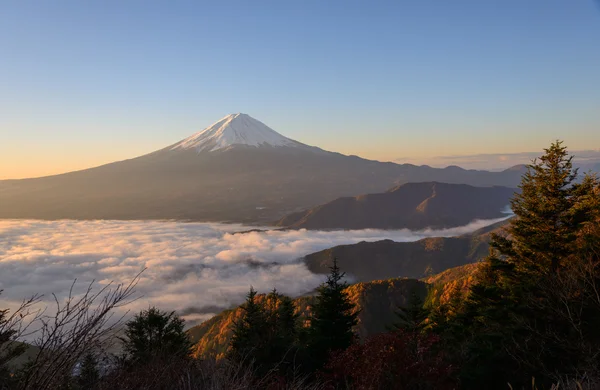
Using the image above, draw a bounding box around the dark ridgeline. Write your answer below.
[304,218,509,282]
[278,181,515,230]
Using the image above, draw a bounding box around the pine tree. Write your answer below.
[0,293,26,386]
[435,142,600,388]
[77,353,100,389]
[308,258,358,370]
[275,295,299,349]
[121,307,192,363]
[228,287,268,364]
[228,287,301,377]
[264,289,299,355]
[493,141,588,274]
[393,290,428,333]
[267,290,300,376]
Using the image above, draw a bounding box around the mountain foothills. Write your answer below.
[188,220,510,360]
[277,182,514,230]
[186,262,486,362]
[0,114,525,223]
[187,277,429,359]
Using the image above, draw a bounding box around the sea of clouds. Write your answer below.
[0,218,508,326]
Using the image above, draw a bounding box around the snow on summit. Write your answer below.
[172,113,302,152]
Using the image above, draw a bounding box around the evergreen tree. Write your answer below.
[228,287,268,364]
[121,307,192,363]
[228,287,302,378]
[264,289,299,357]
[0,293,26,387]
[266,290,300,376]
[77,353,100,389]
[393,291,428,333]
[493,141,598,274]
[308,258,358,370]
[434,142,600,388]
[275,294,299,349]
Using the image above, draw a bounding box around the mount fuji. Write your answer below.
[0,114,525,222]
[171,113,309,152]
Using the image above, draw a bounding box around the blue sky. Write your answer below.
[1,0,599,178]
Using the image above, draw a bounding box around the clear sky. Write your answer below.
[1,0,599,179]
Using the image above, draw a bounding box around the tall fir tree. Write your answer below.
[308,258,358,370]
[493,141,591,274]
[433,141,600,389]
[77,353,100,389]
[121,307,192,363]
[228,287,300,377]
[266,290,299,359]
[228,287,267,364]
[393,290,428,333]
[266,290,300,376]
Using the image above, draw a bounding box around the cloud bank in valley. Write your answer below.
[0,217,508,325]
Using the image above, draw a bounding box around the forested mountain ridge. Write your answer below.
[277,182,515,229]
[304,218,510,282]
[187,278,428,359]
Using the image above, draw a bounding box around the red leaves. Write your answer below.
[324,331,456,390]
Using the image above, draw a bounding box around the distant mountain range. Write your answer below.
[0,114,526,223]
[304,219,509,282]
[277,182,515,230]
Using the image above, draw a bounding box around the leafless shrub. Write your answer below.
[12,271,143,390]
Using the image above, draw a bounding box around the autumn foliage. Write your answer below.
[324,330,455,390]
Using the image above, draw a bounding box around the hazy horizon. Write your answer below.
[1,125,598,179]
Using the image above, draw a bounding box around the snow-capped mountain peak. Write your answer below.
[171,113,302,152]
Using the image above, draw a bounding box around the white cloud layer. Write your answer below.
[0,218,507,326]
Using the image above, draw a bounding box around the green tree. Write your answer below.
[493,141,593,274]
[393,291,428,333]
[434,142,600,388]
[308,258,358,370]
[264,289,299,358]
[121,307,192,363]
[228,288,301,377]
[274,294,299,350]
[264,290,300,377]
[0,292,27,388]
[77,353,99,389]
[228,287,268,364]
